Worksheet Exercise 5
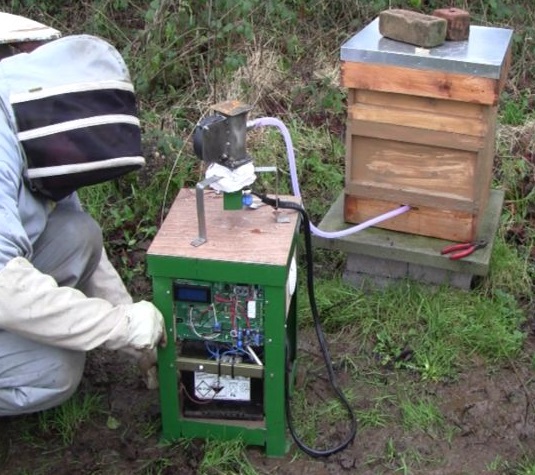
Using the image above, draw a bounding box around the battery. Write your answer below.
[194,372,251,401]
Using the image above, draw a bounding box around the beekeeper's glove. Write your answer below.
[0,257,165,353]
[78,248,165,388]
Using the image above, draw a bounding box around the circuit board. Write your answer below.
[173,279,265,346]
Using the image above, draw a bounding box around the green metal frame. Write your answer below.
[147,238,298,457]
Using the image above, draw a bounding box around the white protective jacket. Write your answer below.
[0,36,163,353]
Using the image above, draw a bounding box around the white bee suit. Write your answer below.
[0,36,163,416]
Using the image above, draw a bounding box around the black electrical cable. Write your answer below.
[253,192,357,457]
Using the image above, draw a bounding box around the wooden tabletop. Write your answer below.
[148,189,300,267]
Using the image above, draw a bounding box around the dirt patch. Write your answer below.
[2,328,535,474]
[2,350,203,475]
[2,121,534,475]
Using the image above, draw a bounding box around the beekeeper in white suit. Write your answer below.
[0,14,165,416]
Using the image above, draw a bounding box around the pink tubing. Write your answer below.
[247,117,411,238]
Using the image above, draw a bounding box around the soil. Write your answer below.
[2,100,535,475]
[1,9,534,474]
[2,317,535,475]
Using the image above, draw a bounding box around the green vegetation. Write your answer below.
[36,393,103,445]
[3,0,535,474]
[198,439,258,475]
[16,393,102,448]
[489,454,535,475]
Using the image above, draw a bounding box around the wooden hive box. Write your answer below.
[340,19,513,242]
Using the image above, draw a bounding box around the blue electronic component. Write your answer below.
[174,282,211,303]
[173,279,265,345]
[242,193,253,207]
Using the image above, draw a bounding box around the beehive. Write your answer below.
[341,19,513,242]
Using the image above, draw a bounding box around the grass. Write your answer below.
[3,0,535,474]
[198,439,258,475]
[399,397,445,435]
[135,439,197,475]
[299,274,526,381]
[37,393,102,445]
[369,436,439,475]
[500,91,535,126]
[489,454,535,474]
[355,396,393,429]
[15,393,102,448]
[287,382,358,452]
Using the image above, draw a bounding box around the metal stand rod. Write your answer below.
[191,176,222,247]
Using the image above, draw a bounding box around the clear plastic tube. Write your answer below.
[247,117,410,238]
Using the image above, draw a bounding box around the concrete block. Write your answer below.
[408,263,473,290]
[343,258,473,291]
[346,253,407,278]
[343,269,394,291]
[433,8,470,41]
[379,9,447,48]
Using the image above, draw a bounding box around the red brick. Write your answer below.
[433,8,470,41]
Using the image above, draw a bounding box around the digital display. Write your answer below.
[173,282,211,303]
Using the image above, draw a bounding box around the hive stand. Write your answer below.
[313,190,503,290]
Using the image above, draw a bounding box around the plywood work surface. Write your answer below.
[148,189,300,266]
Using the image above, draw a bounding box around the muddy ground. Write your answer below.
[2,314,535,475]
[1,109,534,475]
[1,11,534,473]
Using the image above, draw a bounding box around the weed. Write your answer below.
[400,397,444,436]
[37,393,103,445]
[198,438,258,475]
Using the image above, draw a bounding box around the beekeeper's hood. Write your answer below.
[0,32,144,201]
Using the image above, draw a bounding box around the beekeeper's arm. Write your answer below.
[0,257,163,352]
[0,97,164,353]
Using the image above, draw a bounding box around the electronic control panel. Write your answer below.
[173,279,265,347]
